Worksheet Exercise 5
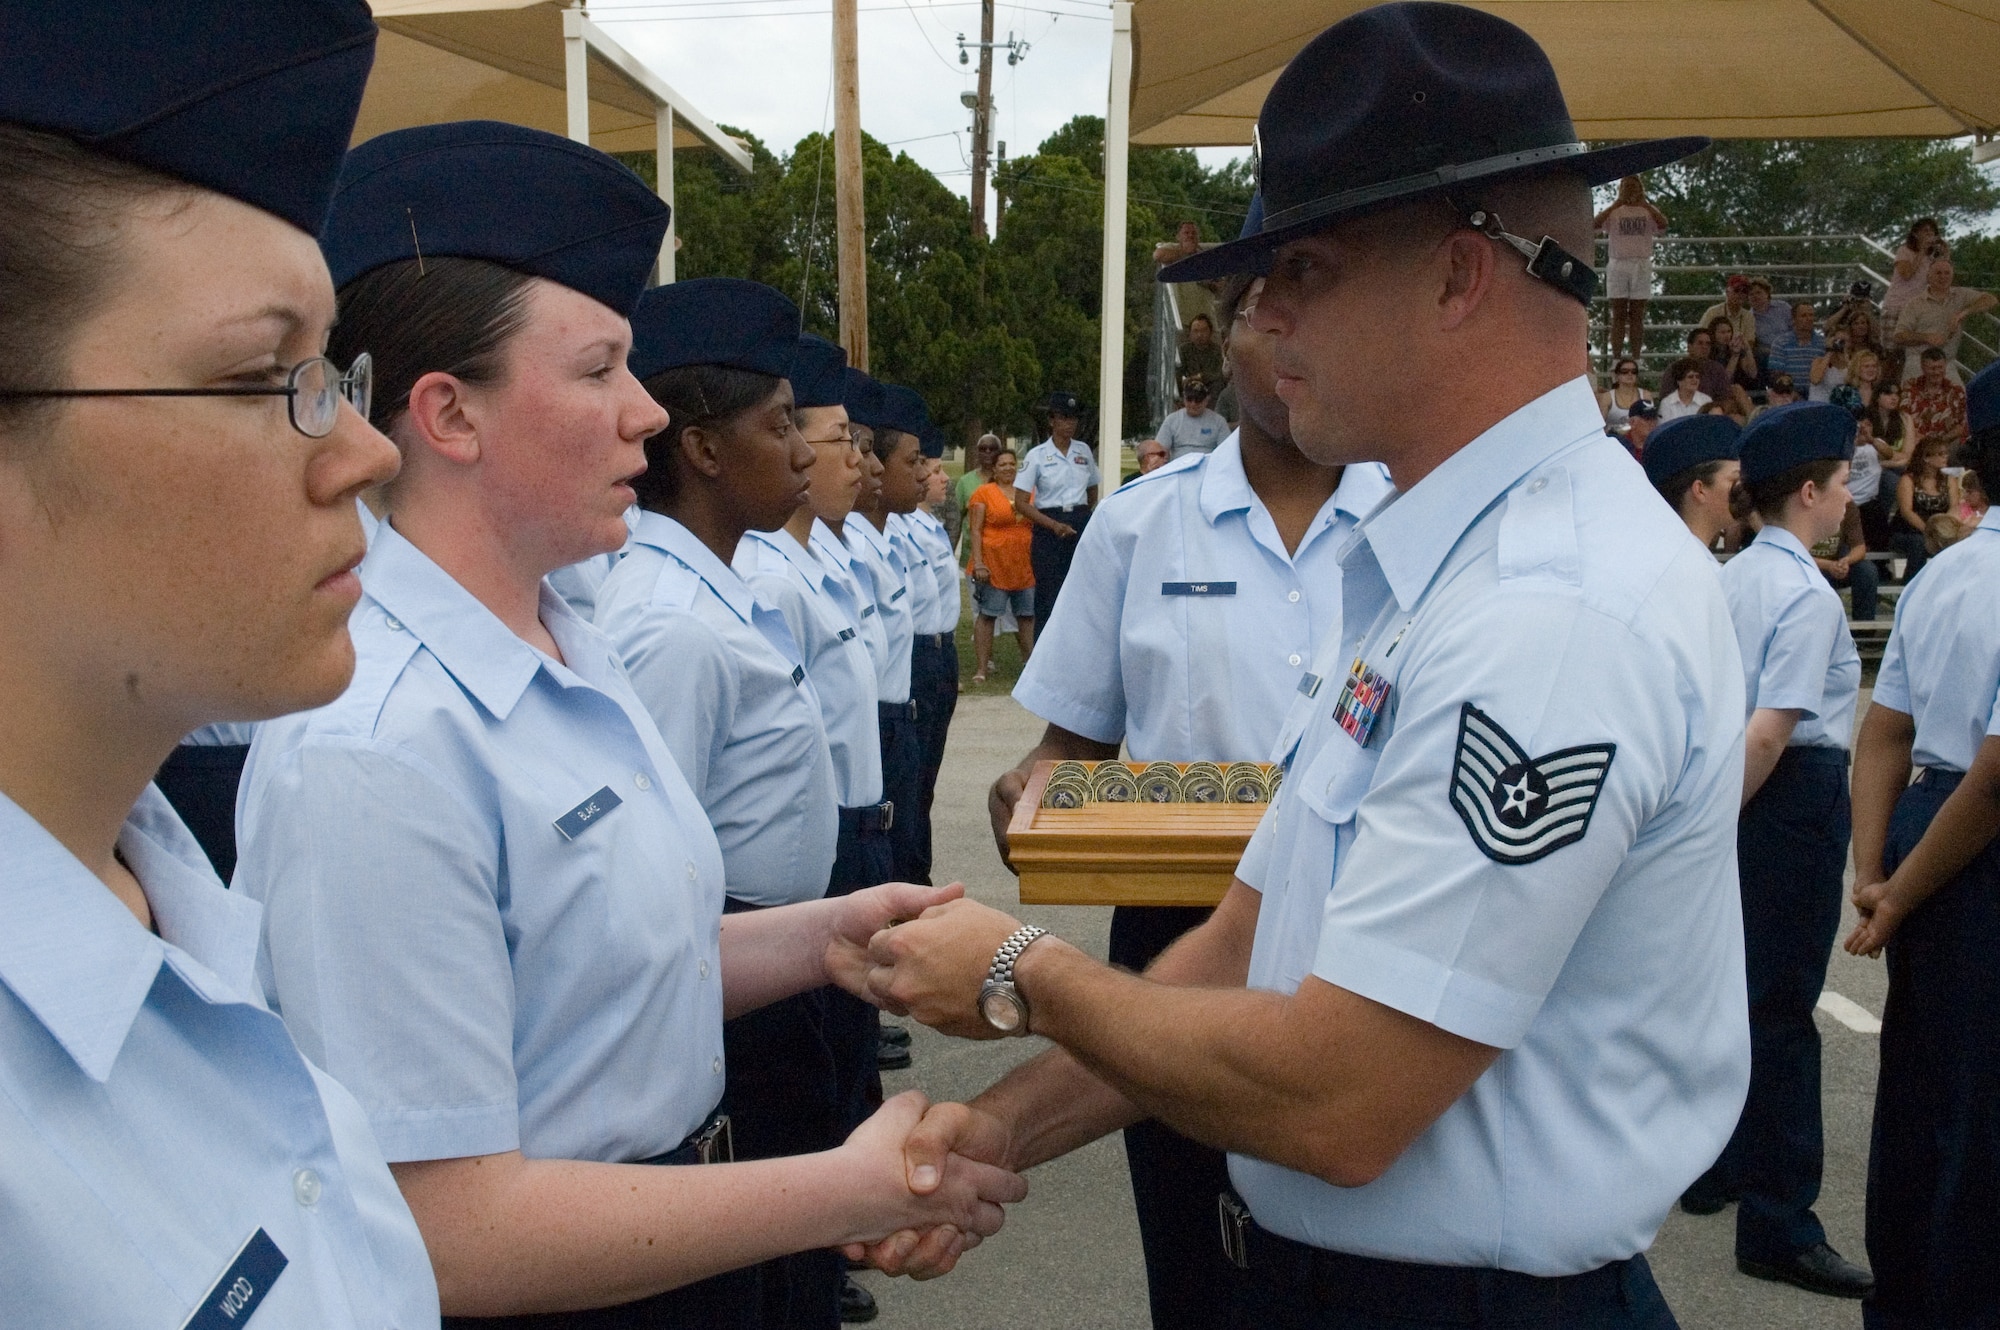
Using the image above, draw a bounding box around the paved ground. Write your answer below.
[854,691,1889,1329]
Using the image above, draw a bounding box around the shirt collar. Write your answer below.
[1354,376,1605,610]
[748,528,831,595]
[1980,506,2000,535]
[630,510,759,626]
[0,785,264,1082]
[1751,523,1817,567]
[362,521,549,720]
[811,518,860,571]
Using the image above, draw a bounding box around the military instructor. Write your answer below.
[847,7,1752,1327]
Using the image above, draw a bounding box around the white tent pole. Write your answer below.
[655,105,676,284]
[562,4,590,144]
[1097,0,1134,493]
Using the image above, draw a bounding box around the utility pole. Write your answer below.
[832,0,868,369]
[969,0,994,238]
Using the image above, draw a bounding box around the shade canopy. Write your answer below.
[1131,0,2000,146]
[359,1,752,170]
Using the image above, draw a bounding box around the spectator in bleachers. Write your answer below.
[1598,356,1653,435]
[1810,331,1853,404]
[1868,384,1917,472]
[1157,378,1229,460]
[1853,412,1897,551]
[1748,277,1793,352]
[1136,438,1170,475]
[1882,218,1949,336]
[1703,399,1749,427]
[1893,435,1958,580]
[1953,465,1987,526]
[1176,314,1226,394]
[1700,275,1758,351]
[1770,300,1827,391]
[1838,348,1884,413]
[1658,327,1729,402]
[1753,372,1802,420]
[1624,397,1661,457]
[1827,293,1884,366]
[1906,347,1969,445]
[1711,317,1760,413]
[1595,174,1668,360]
[1660,357,1712,421]
[1811,495,1879,622]
[1893,259,1996,384]
[1152,219,1203,268]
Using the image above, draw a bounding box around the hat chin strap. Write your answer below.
[1457,203,1598,307]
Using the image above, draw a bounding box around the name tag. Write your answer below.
[838,627,857,642]
[554,786,624,842]
[860,604,877,618]
[890,586,907,602]
[1161,582,1237,597]
[183,1229,287,1330]
[1297,672,1323,698]
[790,664,806,686]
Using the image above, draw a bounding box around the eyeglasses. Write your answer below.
[0,353,371,439]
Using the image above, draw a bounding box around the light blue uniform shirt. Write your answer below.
[813,517,890,684]
[1230,378,1750,1275]
[736,528,885,808]
[887,512,940,640]
[1015,431,1391,759]
[1720,525,1862,750]
[1015,437,1099,510]
[1873,504,2000,771]
[905,507,964,634]
[237,524,727,1165]
[547,506,641,620]
[0,786,438,1328]
[592,512,837,907]
[844,517,915,705]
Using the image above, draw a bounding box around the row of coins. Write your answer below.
[1040,760,1283,809]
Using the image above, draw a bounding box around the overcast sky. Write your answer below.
[591,0,1243,231]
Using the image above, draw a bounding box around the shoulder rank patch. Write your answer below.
[1449,703,1615,866]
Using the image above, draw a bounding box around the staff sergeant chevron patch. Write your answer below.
[1449,703,1616,866]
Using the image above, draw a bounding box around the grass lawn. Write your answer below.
[952,579,1033,698]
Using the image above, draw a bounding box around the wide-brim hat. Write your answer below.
[1162,2,1707,284]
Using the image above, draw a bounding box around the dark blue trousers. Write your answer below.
[719,898,842,1330]
[908,634,959,887]
[154,742,251,881]
[1702,746,1850,1261]
[1228,1224,1678,1329]
[1110,905,1233,1330]
[1029,505,1090,626]
[824,810,895,1135]
[877,702,924,885]
[1864,771,2000,1330]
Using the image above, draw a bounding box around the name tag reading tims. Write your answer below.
[1161,582,1237,597]
[1330,657,1392,748]
[554,786,624,842]
[182,1228,287,1330]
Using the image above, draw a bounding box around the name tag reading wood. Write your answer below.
[1007,759,1279,907]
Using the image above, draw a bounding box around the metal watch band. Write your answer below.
[989,925,1048,986]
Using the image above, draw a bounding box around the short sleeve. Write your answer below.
[1753,589,1841,718]
[616,612,735,798]
[237,740,520,1161]
[1011,514,1131,743]
[1234,788,1282,893]
[1311,589,1687,1049]
[1872,623,1913,717]
[1084,450,1103,490]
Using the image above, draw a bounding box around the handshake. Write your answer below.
[827,885,1072,1280]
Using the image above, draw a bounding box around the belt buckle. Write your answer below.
[1218,1192,1251,1271]
[880,800,894,831]
[693,1113,734,1165]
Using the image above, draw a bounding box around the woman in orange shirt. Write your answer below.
[966,448,1036,682]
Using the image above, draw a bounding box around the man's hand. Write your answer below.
[866,898,1028,1038]
[826,882,965,1002]
[1845,874,1909,958]
[843,1101,1017,1278]
[835,1092,1028,1275]
[987,768,1030,869]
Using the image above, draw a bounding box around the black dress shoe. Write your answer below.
[878,1024,912,1048]
[1738,1243,1874,1299]
[876,1043,912,1071]
[1678,1182,1736,1215]
[840,1275,879,1323]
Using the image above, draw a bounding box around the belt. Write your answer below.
[914,632,951,650]
[879,700,917,721]
[1040,504,1089,516]
[1221,1196,1645,1320]
[634,1109,734,1167]
[1780,745,1850,769]
[1914,766,1965,792]
[840,802,894,833]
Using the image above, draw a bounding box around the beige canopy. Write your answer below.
[359,1,754,279]
[1129,0,2000,146]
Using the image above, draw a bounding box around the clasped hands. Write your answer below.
[826,888,1038,1278]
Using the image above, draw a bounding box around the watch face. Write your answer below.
[980,985,1025,1033]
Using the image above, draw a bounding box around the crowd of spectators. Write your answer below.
[1598,213,1994,622]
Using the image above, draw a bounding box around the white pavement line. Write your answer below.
[1817,990,1883,1034]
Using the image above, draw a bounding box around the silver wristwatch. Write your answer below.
[978,925,1048,1035]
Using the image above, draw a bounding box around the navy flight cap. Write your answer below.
[1738,402,1856,488]
[1163,2,1706,283]
[322,121,669,318]
[877,384,934,444]
[627,278,800,383]
[1641,414,1739,488]
[844,369,890,431]
[0,0,377,236]
[792,335,850,410]
[1047,391,1083,418]
[1968,359,2000,436]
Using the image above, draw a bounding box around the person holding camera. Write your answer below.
[1811,332,1853,404]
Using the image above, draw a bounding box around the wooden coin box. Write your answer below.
[1007,759,1279,907]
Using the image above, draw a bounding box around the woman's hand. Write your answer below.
[836,1091,1028,1270]
[825,882,965,1002]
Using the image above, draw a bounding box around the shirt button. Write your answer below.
[634,772,652,791]
[384,616,403,632]
[685,861,698,880]
[699,959,710,979]
[1289,653,1302,666]
[712,1056,723,1074]
[1528,477,1548,494]
[293,1168,322,1208]
[1288,590,1301,603]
